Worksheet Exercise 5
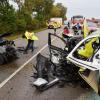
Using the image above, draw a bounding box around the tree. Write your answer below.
[24,0,34,14]
[50,5,61,17]
[12,0,24,10]
[0,0,8,5]
[56,3,67,18]
[43,0,54,19]
[32,0,54,20]
[50,3,67,18]
[0,0,17,33]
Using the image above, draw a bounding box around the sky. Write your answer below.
[9,0,18,10]
[55,0,100,19]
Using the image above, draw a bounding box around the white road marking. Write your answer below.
[0,31,62,88]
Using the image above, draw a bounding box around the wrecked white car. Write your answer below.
[67,30,100,94]
[33,31,100,95]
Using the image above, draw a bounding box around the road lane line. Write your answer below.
[0,31,62,88]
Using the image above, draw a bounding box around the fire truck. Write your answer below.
[71,15,85,28]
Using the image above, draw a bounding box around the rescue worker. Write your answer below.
[62,26,70,52]
[62,26,70,44]
[78,37,100,76]
[62,26,70,38]
[24,30,38,54]
[78,37,98,58]
[76,23,81,30]
[83,19,89,38]
[53,22,57,34]
[67,21,70,28]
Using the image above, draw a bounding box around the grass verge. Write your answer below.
[4,27,47,40]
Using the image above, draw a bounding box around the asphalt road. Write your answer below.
[0,28,100,100]
[0,28,58,83]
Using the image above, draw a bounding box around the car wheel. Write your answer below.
[2,53,8,63]
[0,54,5,65]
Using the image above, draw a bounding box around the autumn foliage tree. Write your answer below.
[0,0,17,34]
[0,0,67,34]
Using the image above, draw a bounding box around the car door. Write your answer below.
[48,33,67,64]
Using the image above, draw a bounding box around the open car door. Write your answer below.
[48,33,67,64]
[67,30,100,95]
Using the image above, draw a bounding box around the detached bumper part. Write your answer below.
[33,78,48,87]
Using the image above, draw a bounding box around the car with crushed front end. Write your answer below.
[0,38,18,65]
[33,30,100,95]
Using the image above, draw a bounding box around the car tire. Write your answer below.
[0,54,5,65]
[2,53,8,63]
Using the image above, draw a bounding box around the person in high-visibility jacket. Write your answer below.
[24,30,38,53]
[83,19,89,38]
[78,37,97,58]
[53,22,58,34]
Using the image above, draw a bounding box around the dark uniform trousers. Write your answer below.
[25,39,34,52]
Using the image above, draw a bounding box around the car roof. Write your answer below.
[72,15,84,18]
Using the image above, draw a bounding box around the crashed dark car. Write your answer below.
[0,38,17,65]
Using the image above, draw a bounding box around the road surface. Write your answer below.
[0,28,100,100]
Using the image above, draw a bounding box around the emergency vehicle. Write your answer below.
[46,18,63,29]
[71,15,85,28]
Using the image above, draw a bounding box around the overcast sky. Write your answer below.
[55,0,100,19]
[9,0,18,9]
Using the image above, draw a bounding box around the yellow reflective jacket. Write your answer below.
[83,20,89,38]
[25,31,38,40]
[78,38,97,58]
[53,22,58,29]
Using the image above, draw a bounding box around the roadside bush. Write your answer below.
[39,21,46,28]
[31,19,40,29]
[16,18,26,32]
[24,13,34,30]
[0,4,17,34]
